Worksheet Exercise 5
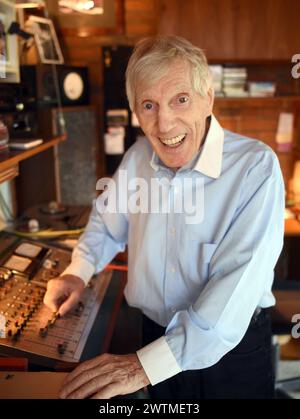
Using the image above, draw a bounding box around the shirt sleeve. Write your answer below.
[61,169,129,285]
[137,149,285,384]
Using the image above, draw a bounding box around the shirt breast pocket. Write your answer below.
[183,240,217,285]
[199,243,218,280]
[200,243,217,264]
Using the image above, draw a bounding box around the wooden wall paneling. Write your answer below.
[158,0,300,60]
[214,97,298,148]
[125,0,160,36]
[213,97,300,188]
[158,0,236,59]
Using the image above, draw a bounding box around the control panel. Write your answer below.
[0,233,111,367]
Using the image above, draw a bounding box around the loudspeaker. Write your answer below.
[21,65,90,108]
[52,106,99,206]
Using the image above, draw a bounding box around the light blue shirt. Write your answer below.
[63,115,285,384]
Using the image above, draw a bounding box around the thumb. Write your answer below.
[43,290,62,313]
[58,291,81,317]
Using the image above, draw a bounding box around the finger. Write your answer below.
[60,366,103,398]
[43,294,58,312]
[62,361,118,396]
[62,375,110,399]
[62,354,110,386]
[90,383,119,399]
[43,280,64,312]
[58,291,80,316]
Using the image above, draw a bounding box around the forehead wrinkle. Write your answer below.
[137,61,194,103]
[139,82,193,103]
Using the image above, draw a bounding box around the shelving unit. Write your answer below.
[0,135,66,184]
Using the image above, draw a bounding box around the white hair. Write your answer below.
[125,35,213,111]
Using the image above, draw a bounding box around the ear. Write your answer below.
[205,87,215,116]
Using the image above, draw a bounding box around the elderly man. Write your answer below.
[44,36,284,399]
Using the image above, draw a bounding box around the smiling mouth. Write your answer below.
[158,134,187,148]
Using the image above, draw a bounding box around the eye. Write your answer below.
[178,96,189,104]
[143,102,154,111]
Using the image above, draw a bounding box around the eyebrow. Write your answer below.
[140,90,191,104]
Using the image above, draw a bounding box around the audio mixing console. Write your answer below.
[0,232,112,367]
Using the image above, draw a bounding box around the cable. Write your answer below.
[9,228,84,239]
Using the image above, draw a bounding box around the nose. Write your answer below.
[157,106,176,135]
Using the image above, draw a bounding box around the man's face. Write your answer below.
[135,60,214,169]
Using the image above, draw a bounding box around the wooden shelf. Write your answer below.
[0,135,66,174]
[209,59,295,65]
[215,96,300,104]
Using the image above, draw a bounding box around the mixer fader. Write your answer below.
[0,233,112,367]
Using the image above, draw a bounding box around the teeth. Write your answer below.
[159,134,186,146]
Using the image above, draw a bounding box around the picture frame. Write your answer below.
[0,0,20,83]
[26,15,64,65]
[45,0,124,37]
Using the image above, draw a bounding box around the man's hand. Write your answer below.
[59,353,150,399]
[43,274,85,316]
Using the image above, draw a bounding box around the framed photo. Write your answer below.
[0,0,20,83]
[26,15,64,64]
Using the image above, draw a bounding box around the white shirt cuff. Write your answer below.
[60,259,95,285]
[136,336,182,386]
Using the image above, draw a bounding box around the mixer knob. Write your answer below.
[39,327,48,337]
[43,259,52,270]
[75,301,85,316]
[57,342,67,355]
[28,218,39,233]
[12,328,21,340]
[53,259,59,267]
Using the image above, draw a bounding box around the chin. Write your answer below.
[161,157,187,169]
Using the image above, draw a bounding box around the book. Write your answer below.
[8,138,43,150]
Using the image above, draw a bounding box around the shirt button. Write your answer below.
[171,307,177,314]
[171,267,176,273]
[170,228,176,235]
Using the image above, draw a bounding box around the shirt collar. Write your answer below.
[149,114,224,179]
